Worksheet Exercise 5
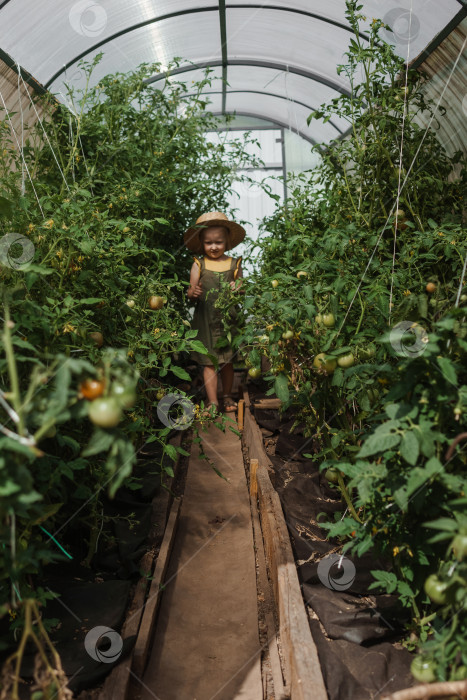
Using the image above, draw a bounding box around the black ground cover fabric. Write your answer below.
[19,578,133,695]
[251,396,415,699]
[8,441,170,698]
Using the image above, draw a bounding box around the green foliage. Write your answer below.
[235,0,467,681]
[0,56,257,640]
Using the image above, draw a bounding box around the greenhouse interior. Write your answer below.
[0,1,466,699]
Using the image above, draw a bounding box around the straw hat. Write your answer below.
[184,212,246,254]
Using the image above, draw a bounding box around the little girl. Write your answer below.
[184,212,245,413]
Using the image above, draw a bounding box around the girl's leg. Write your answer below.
[220,363,237,411]
[220,362,234,396]
[203,365,219,407]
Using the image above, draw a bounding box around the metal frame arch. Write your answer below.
[44,5,363,92]
[210,110,322,147]
[180,89,344,134]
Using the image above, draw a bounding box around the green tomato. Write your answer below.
[315,314,323,324]
[410,656,436,683]
[337,353,355,368]
[313,353,337,374]
[424,574,451,605]
[322,313,335,327]
[296,271,308,279]
[126,299,135,308]
[111,382,137,409]
[452,534,467,561]
[88,397,123,428]
[257,335,269,343]
[359,345,376,360]
[271,279,279,288]
[282,330,294,340]
[44,424,57,439]
[452,666,467,681]
[248,367,261,379]
[325,467,339,484]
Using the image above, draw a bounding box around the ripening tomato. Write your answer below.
[426,282,436,294]
[296,271,307,279]
[79,378,106,400]
[89,331,104,347]
[271,279,279,288]
[149,295,165,310]
[88,397,123,428]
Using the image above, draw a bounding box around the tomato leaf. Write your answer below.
[274,374,290,403]
[169,365,191,381]
[436,356,457,386]
[400,431,419,466]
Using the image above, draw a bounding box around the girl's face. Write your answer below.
[202,227,228,258]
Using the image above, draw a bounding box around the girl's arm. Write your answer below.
[230,261,244,292]
[187,261,203,300]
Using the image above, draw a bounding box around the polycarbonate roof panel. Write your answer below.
[225,0,461,59]
[0,0,463,145]
[48,13,221,97]
[226,8,360,94]
[0,1,212,84]
[226,65,349,132]
[224,91,339,144]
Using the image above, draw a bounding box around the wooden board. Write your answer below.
[248,459,288,699]
[253,398,282,410]
[244,403,328,700]
[132,497,181,677]
[242,402,276,486]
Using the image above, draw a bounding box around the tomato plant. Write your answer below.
[231,0,466,682]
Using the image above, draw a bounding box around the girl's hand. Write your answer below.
[230,279,243,292]
[190,283,203,299]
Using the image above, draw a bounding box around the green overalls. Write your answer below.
[190,255,242,366]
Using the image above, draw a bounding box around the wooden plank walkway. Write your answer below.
[139,417,262,700]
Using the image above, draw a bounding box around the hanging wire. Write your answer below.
[336,27,466,339]
[0,86,44,216]
[388,0,414,325]
[16,65,25,196]
[18,64,71,194]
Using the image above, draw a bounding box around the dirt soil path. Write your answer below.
[141,417,262,700]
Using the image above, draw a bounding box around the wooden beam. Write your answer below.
[255,463,327,700]
[243,390,327,700]
[132,497,181,677]
[253,398,282,410]
[237,398,245,431]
